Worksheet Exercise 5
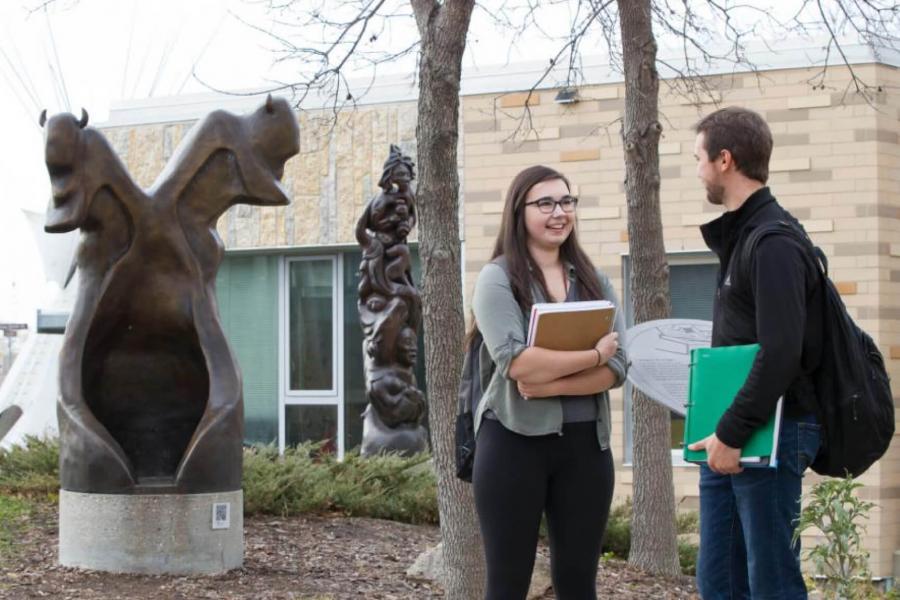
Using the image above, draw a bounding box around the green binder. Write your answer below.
[683,343,782,467]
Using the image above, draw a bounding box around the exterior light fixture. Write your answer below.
[554,87,579,104]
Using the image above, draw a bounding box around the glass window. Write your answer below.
[342,251,367,451]
[666,262,717,449]
[216,254,279,445]
[288,258,335,392]
[285,405,338,454]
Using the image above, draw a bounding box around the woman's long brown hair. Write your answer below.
[466,165,605,347]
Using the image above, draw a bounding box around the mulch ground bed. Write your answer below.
[0,502,698,599]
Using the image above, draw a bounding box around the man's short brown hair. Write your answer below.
[694,107,773,184]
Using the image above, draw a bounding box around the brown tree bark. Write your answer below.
[616,0,681,576]
[410,1,484,598]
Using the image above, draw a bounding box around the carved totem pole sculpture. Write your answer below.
[356,145,428,456]
[42,97,299,574]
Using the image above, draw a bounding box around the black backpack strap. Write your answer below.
[740,220,828,282]
[457,331,483,416]
[459,257,510,417]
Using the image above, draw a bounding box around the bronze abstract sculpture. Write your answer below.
[355,145,427,456]
[43,96,299,494]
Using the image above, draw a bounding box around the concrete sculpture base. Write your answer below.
[59,489,243,574]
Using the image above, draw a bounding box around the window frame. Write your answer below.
[279,254,345,458]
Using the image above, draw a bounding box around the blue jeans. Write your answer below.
[696,415,822,600]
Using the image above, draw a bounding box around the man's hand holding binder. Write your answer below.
[683,344,783,471]
[688,434,743,474]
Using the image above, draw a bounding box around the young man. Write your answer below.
[688,107,824,599]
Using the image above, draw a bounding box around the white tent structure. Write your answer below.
[0,330,64,448]
[0,210,77,449]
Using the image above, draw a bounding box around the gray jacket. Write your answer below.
[471,260,628,449]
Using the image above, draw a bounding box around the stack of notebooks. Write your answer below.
[683,343,783,467]
[526,300,616,350]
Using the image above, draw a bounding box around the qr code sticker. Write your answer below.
[212,502,230,530]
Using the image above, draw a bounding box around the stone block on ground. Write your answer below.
[407,542,552,599]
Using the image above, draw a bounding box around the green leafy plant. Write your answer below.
[793,475,876,600]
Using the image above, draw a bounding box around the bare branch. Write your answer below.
[195,0,418,124]
[495,0,617,143]
[26,0,78,15]
[785,0,899,106]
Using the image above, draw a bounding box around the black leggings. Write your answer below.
[472,419,615,600]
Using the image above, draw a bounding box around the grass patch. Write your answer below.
[243,443,438,524]
[0,494,31,556]
[0,436,59,499]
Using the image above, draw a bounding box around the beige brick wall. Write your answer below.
[103,102,419,249]
[869,62,900,578]
[462,62,899,577]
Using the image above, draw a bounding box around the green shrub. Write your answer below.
[0,437,438,523]
[601,499,632,558]
[794,475,877,600]
[676,509,699,535]
[243,443,438,524]
[0,436,59,498]
[599,498,698,576]
[677,539,698,576]
[676,506,699,576]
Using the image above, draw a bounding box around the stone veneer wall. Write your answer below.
[102,102,420,250]
[461,62,900,577]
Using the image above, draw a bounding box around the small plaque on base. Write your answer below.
[212,502,230,530]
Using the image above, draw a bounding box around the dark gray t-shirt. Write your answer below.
[558,279,600,423]
[484,270,599,423]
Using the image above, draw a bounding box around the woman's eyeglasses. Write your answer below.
[524,196,579,214]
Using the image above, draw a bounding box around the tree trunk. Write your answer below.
[410,1,484,598]
[616,0,681,577]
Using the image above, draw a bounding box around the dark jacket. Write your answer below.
[700,187,823,449]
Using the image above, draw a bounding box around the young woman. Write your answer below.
[470,165,627,600]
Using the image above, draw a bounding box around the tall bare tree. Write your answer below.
[408,2,483,598]
[615,0,680,576]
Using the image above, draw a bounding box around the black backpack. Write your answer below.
[455,258,510,482]
[742,220,894,478]
[455,330,492,482]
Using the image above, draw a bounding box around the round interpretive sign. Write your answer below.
[623,319,712,416]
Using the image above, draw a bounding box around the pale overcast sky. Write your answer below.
[0,0,850,325]
[0,0,279,324]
